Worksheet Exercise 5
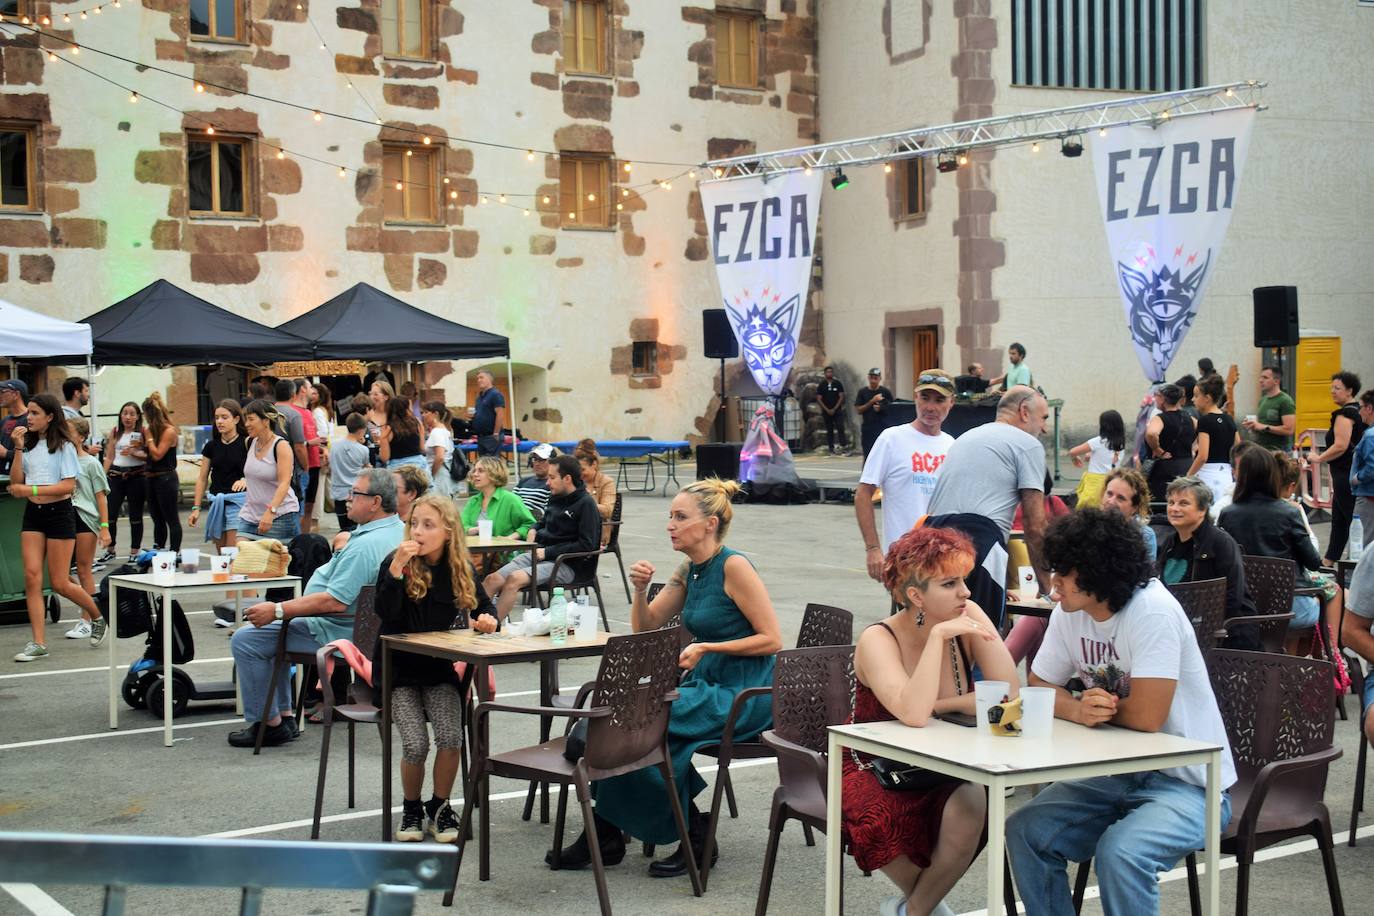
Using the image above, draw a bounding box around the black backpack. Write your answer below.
[449,447,470,482]
[95,563,154,639]
[145,599,195,666]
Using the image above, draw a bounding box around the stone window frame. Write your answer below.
[0,0,30,19]
[0,121,39,213]
[186,132,257,219]
[188,0,250,46]
[381,0,436,62]
[558,152,614,231]
[562,0,610,77]
[714,8,762,90]
[381,143,443,225]
[631,340,658,376]
[894,156,927,222]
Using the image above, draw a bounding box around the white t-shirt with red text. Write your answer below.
[1032,578,1236,790]
[860,424,954,551]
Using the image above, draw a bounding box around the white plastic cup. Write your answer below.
[1017,566,1037,601]
[152,551,177,584]
[1019,686,1056,738]
[974,680,1011,732]
[181,548,201,573]
[210,555,231,582]
[575,601,599,640]
[221,546,239,562]
[477,519,493,545]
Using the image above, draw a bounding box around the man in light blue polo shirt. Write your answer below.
[227,468,403,749]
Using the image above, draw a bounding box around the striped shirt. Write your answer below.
[513,475,551,521]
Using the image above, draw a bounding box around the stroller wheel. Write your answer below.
[122,670,154,710]
[47,595,60,623]
[144,670,192,719]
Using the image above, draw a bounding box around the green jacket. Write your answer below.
[461,487,537,539]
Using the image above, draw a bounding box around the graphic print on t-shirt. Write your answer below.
[1076,634,1131,697]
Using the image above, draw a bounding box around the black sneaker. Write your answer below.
[97,549,118,565]
[430,801,460,843]
[283,716,301,739]
[227,721,292,748]
[395,807,425,842]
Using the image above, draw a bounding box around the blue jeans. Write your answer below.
[229,619,323,724]
[1006,771,1232,916]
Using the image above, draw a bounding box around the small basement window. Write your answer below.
[632,341,658,375]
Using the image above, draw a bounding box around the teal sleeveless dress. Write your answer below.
[595,546,776,844]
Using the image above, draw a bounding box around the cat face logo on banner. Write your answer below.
[699,169,824,395]
[727,293,799,392]
[1092,107,1256,382]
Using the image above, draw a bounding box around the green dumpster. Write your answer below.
[0,476,61,624]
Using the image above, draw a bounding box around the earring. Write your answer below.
[914,609,925,627]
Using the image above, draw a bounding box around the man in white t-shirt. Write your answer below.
[1006,508,1236,916]
[856,368,955,580]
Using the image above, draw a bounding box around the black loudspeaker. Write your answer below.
[1253,286,1299,348]
[703,309,739,359]
[695,443,741,481]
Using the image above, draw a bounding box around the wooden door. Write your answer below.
[1295,336,1340,443]
[912,326,940,382]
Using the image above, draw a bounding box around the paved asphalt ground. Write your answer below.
[0,453,1369,915]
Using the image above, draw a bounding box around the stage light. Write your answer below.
[936,152,958,173]
[829,168,849,190]
[1060,136,1084,158]
[957,152,969,167]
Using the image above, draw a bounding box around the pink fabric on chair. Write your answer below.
[317,640,497,696]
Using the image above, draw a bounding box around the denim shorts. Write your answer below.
[237,510,301,542]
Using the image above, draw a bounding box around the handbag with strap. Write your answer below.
[231,538,290,578]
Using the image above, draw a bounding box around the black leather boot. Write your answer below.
[647,811,718,878]
[545,811,626,869]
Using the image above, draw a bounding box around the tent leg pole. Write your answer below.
[506,358,518,473]
[86,358,96,448]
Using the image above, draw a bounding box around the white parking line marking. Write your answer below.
[2,883,76,916]
[0,656,234,681]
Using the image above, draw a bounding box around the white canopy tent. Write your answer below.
[0,299,94,442]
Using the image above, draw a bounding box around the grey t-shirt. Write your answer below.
[926,420,1046,537]
[329,438,371,501]
[1348,551,1374,620]
[274,403,305,446]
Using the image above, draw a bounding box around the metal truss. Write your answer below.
[704,81,1266,178]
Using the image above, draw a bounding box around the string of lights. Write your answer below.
[0,19,695,220]
[0,15,703,172]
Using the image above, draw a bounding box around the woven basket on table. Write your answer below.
[231,539,290,578]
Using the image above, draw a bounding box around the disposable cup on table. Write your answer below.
[1019,687,1056,738]
[1016,566,1037,601]
[974,680,1011,732]
[575,603,599,640]
[210,555,231,582]
[152,551,177,584]
[477,519,493,545]
[181,548,201,574]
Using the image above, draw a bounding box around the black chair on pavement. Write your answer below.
[755,645,855,915]
[534,548,610,632]
[1333,559,1372,846]
[605,492,631,602]
[309,586,382,840]
[255,622,320,756]
[450,627,702,913]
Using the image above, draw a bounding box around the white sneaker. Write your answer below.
[213,617,234,629]
[66,620,92,639]
[880,897,904,916]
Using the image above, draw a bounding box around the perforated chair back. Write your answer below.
[350,585,381,661]
[772,645,855,753]
[583,627,684,774]
[607,492,623,551]
[647,582,665,604]
[1243,555,1297,619]
[1166,578,1228,650]
[796,603,854,648]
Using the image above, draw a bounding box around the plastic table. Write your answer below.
[551,440,689,495]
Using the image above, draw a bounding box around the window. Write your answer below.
[189,0,244,42]
[895,157,926,220]
[559,154,611,229]
[562,0,608,74]
[715,11,760,88]
[187,136,250,216]
[1011,0,1204,92]
[632,341,658,376]
[0,0,28,18]
[0,125,35,211]
[382,145,439,223]
[382,0,430,59]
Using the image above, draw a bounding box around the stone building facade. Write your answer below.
[0,0,817,440]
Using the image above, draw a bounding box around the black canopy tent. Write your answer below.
[278,282,510,360]
[77,279,315,366]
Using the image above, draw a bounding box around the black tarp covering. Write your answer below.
[280,283,509,360]
[75,279,315,365]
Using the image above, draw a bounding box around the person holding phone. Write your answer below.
[844,527,1017,916]
[856,368,896,462]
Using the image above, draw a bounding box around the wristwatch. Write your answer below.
[273,602,285,621]
[266,504,277,515]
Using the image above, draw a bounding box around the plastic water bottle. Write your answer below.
[549,588,568,645]
[1351,518,1364,562]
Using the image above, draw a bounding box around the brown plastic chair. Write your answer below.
[1166,578,1228,649]
[535,547,610,632]
[755,645,855,915]
[1068,649,1345,916]
[309,585,382,839]
[448,627,702,913]
[688,602,855,888]
[605,492,630,602]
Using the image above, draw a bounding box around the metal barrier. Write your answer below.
[1296,428,1332,511]
[0,832,457,916]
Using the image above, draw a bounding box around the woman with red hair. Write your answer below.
[844,526,1018,916]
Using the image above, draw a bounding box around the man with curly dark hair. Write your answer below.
[1005,509,1236,916]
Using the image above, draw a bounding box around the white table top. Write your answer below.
[107,571,302,591]
[832,718,1221,776]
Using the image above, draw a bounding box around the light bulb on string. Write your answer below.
[312,110,322,121]
[129,91,138,103]
[616,203,623,211]
[94,7,102,14]
[442,177,450,184]
[450,190,459,199]
[79,11,87,19]
[41,15,50,24]
[422,136,431,145]
[542,195,550,204]
[1160,109,1170,119]
[526,150,534,161]
[276,149,285,159]
[114,0,120,7]
[688,169,696,179]
[587,193,595,202]
[622,162,632,173]
[21,15,30,23]
[205,126,215,135]
[522,208,530,216]
[47,51,57,62]
[70,44,79,54]
[1225,87,1234,97]
[713,168,723,178]
[621,188,628,197]
[394,181,403,190]
[481,196,489,204]
[1098,127,1107,137]
[338,167,347,178]
[663,181,672,190]
[884,162,892,173]
[499,194,507,203]
[62,13,70,22]
[803,166,812,176]
[195,82,205,93]
[405,149,413,157]
[567,212,575,220]
[1031,141,1040,153]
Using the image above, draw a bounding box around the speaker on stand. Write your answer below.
[702,308,738,446]
[1253,286,1299,394]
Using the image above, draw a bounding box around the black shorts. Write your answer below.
[22,499,78,540]
[306,466,321,502]
[76,516,99,538]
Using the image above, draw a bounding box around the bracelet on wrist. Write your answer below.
[31,484,38,497]
[100,522,110,528]
[865,545,880,552]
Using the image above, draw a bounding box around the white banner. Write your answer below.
[1092,107,1256,382]
[699,169,824,394]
